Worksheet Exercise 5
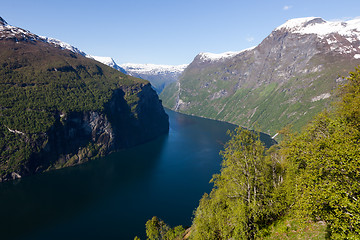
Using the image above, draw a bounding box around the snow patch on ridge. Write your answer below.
[275,17,325,31]
[0,18,87,56]
[199,51,242,62]
[89,56,117,68]
[120,63,188,75]
[354,54,360,59]
[0,21,36,40]
[276,17,360,40]
[40,36,87,56]
[199,46,256,62]
[88,56,126,73]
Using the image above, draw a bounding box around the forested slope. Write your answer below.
[140,67,360,239]
[0,18,169,181]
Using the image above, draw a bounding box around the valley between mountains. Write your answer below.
[160,17,360,135]
[1,13,360,240]
[96,17,360,136]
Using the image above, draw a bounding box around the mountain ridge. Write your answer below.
[120,63,188,93]
[0,17,169,181]
[160,16,360,135]
[0,18,88,56]
[88,55,127,73]
[82,56,188,94]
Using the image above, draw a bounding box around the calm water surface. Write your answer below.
[0,109,237,240]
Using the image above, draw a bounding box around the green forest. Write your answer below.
[138,67,360,239]
[0,40,147,178]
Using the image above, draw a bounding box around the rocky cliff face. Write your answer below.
[161,17,360,135]
[0,17,169,182]
[0,82,169,182]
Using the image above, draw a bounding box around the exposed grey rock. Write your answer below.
[161,17,360,134]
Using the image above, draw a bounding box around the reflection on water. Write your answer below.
[0,109,238,240]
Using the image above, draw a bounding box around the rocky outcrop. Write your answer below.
[105,83,169,149]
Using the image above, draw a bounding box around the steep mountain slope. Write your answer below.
[121,63,188,93]
[0,17,169,181]
[161,17,360,135]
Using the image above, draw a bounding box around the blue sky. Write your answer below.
[2,0,360,65]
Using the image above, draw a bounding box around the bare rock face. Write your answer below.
[161,17,360,134]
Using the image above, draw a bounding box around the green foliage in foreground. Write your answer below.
[192,129,271,239]
[134,216,185,240]
[189,67,360,239]
[144,67,360,239]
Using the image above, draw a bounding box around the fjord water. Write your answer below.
[0,109,238,240]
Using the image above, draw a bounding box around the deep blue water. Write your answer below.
[0,109,238,240]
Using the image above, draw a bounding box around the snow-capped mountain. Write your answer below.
[190,16,360,83]
[121,63,187,75]
[120,63,188,93]
[88,56,126,73]
[192,17,360,65]
[86,58,187,93]
[198,47,256,62]
[0,17,37,41]
[161,16,360,135]
[83,54,187,93]
[275,17,360,57]
[0,16,87,56]
[39,36,87,56]
[276,17,360,38]
[0,17,133,75]
[0,16,186,94]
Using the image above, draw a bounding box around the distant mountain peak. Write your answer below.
[197,47,256,62]
[120,63,188,93]
[120,63,188,74]
[275,17,360,40]
[160,16,360,135]
[0,16,7,26]
[40,36,87,56]
[88,55,127,73]
[276,17,325,31]
[198,51,241,62]
[89,56,117,68]
[0,18,88,56]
